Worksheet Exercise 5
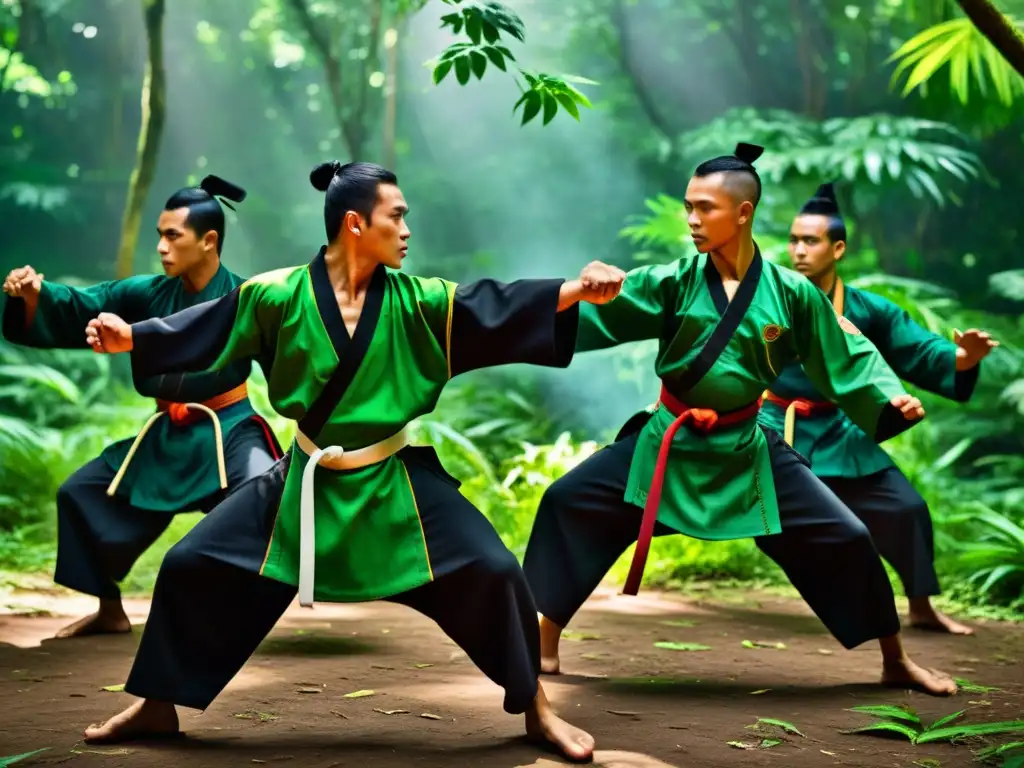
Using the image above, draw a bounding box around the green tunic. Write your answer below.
[1,265,260,511]
[126,248,577,602]
[576,251,916,541]
[757,279,979,478]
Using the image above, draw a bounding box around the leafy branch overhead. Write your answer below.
[431,0,596,126]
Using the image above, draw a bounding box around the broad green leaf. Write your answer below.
[440,12,462,34]
[483,46,506,71]
[654,642,711,652]
[482,20,499,43]
[566,84,593,108]
[925,710,965,731]
[542,92,557,125]
[465,11,482,44]
[760,739,782,748]
[519,89,542,124]
[980,564,1023,593]
[841,720,920,741]
[916,719,1024,744]
[470,50,486,79]
[454,56,471,85]
[848,704,922,725]
[433,60,453,84]
[864,150,883,183]
[560,74,599,85]
[932,437,973,471]
[554,92,580,120]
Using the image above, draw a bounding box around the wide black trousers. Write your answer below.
[822,467,940,599]
[123,446,540,715]
[522,426,902,649]
[54,418,280,600]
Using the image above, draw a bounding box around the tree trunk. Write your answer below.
[114,0,166,279]
[284,0,360,159]
[383,26,398,170]
[613,0,673,138]
[955,0,1024,78]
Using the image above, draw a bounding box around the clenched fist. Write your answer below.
[3,265,44,300]
[577,261,626,305]
[890,394,925,421]
[85,312,134,354]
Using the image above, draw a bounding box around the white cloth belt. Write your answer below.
[295,427,410,608]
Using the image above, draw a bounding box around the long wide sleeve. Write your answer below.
[864,293,979,402]
[130,281,272,380]
[441,277,580,377]
[575,262,675,352]
[2,276,152,349]
[791,280,918,443]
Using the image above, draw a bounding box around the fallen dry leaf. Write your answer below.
[413,663,433,669]
[373,708,410,715]
[727,741,756,749]
[100,684,125,692]
[296,687,321,694]
[70,748,134,756]
[419,713,442,720]
[330,710,349,719]
[561,630,602,642]
[817,649,834,655]
[607,710,641,718]
[343,689,375,698]
[371,665,394,670]
[234,711,278,722]
[741,640,787,650]
[749,689,771,695]
[820,750,837,756]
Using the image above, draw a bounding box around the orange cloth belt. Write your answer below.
[762,390,837,447]
[622,385,762,596]
[156,382,249,425]
[106,383,250,497]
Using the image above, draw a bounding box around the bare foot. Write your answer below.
[525,702,595,763]
[909,601,974,635]
[538,614,562,676]
[84,700,180,743]
[55,611,132,639]
[882,658,958,696]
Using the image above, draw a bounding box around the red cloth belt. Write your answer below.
[762,390,837,417]
[623,385,762,596]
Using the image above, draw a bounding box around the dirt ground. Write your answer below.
[0,584,1021,768]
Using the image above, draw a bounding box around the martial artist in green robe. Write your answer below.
[79,161,626,762]
[523,144,958,697]
[758,183,996,635]
[1,175,281,639]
